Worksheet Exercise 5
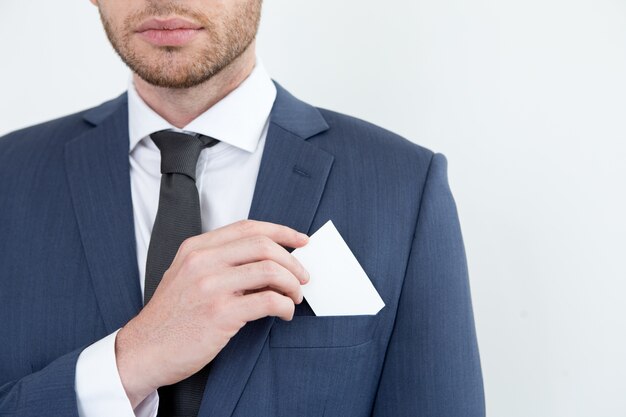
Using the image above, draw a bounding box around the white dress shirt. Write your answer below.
[74,59,277,417]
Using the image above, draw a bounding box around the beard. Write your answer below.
[99,2,261,89]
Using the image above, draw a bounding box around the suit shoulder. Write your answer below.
[315,107,434,174]
[0,108,100,179]
[0,114,90,164]
[0,94,125,154]
[0,110,90,151]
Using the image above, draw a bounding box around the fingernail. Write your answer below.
[298,232,309,242]
[302,268,310,283]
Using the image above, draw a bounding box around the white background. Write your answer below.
[1,1,625,416]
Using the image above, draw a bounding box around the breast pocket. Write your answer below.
[269,314,379,348]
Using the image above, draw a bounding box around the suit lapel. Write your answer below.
[198,83,334,417]
[64,95,143,333]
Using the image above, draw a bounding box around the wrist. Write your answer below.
[115,322,158,409]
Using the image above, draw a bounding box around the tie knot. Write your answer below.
[150,130,219,180]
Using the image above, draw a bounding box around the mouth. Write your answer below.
[135,18,204,47]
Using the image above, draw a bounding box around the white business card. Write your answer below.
[292,220,385,316]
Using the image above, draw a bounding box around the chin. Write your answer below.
[136,68,210,89]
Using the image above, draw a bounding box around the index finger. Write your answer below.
[175,219,309,261]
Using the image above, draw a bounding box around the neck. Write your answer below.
[133,41,257,128]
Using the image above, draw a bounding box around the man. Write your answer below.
[0,1,485,416]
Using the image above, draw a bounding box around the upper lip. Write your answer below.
[136,18,203,32]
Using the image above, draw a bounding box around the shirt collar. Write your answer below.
[127,58,277,154]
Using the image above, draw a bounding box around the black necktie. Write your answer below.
[144,130,219,417]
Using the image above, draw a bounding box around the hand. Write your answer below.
[114,219,310,408]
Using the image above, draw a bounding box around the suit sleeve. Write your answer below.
[0,347,84,417]
[371,153,485,417]
[0,332,158,417]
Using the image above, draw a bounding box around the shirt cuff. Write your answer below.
[75,329,159,417]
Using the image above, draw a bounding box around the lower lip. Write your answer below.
[137,28,202,47]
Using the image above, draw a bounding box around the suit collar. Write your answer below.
[82,92,127,126]
[269,81,330,139]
